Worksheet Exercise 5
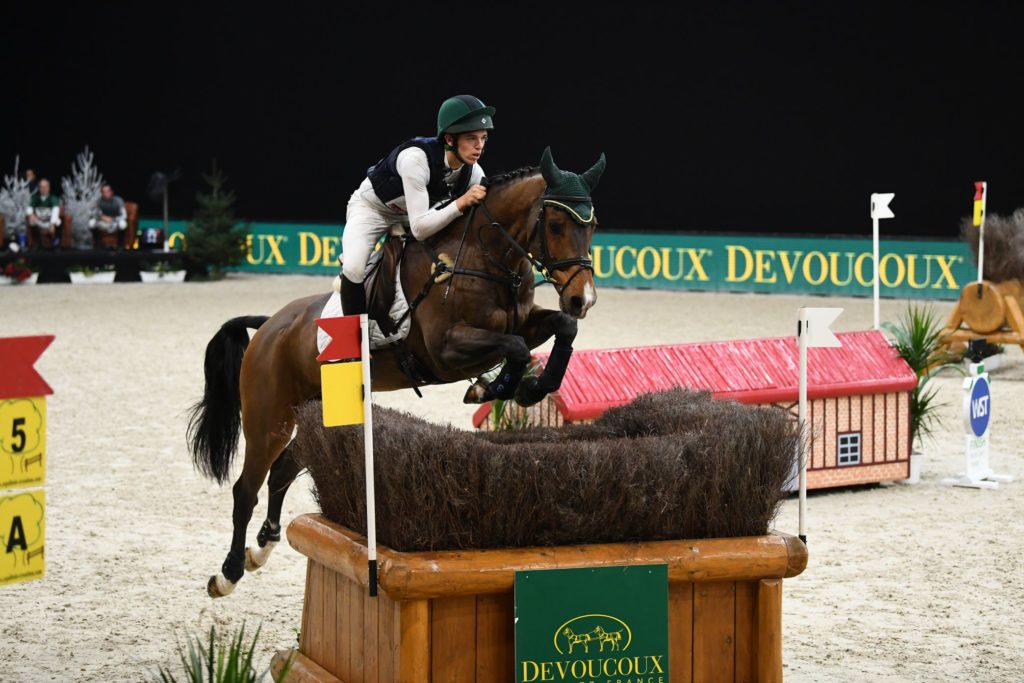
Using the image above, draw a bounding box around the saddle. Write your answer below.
[364,236,405,339]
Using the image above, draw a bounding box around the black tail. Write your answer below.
[187,315,270,484]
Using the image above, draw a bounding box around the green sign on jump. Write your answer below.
[514,564,669,682]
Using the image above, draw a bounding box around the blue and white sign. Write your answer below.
[944,363,1012,489]
[967,375,991,438]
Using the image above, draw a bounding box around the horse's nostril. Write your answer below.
[570,296,583,310]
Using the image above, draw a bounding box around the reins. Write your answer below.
[393,179,596,334]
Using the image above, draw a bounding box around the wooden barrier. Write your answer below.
[272,514,808,683]
[939,279,1024,356]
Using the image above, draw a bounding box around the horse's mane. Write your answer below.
[482,166,540,193]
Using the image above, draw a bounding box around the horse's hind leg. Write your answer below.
[245,444,302,572]
[207,434,289,598]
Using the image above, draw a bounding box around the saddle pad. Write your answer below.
[317,263,412,355]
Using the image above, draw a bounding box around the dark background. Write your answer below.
[4,3,1022,237]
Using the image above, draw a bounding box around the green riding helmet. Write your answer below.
[437,95,496,136]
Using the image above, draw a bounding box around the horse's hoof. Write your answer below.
[514,377,545,407]
[463,381,489,404]
[207,573,237,598]
[245,542,277,572]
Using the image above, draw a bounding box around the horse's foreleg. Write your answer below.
[245,444,302,572]
[439,323,532,403]
[513,307,578,407]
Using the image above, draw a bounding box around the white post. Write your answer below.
[869,193,894,330]
[873,214,880,330]
[360,313,378,596]
[795,306,843,547]
[977,182,987,283]
[798,314,808,545]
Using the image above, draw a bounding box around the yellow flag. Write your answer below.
[973,181,985,227]
[321,361,364,427]
[0,489,45,586]
[0,397,47,490]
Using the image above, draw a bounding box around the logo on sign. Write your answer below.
[554,614,632,654]
[970,377,991,437]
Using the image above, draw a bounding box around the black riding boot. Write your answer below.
[340,275,367,316]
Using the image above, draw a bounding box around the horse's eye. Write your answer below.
[550,222,564,235]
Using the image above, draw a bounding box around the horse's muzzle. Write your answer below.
[563,281,597,319]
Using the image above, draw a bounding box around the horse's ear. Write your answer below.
[581,153,606,192]
[540,146,562,186]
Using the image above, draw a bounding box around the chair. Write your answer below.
[92,201,139,249]
[24,206,72,249]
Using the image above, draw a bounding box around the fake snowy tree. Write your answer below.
[0,157,31,245]
[186,162,248,277]
[61,146,105,249]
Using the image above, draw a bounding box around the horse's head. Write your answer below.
[535,147,606,319]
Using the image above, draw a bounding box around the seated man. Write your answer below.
[25,179,61,249]
[89,183,128,249]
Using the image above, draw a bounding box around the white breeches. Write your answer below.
[341,186,404,283]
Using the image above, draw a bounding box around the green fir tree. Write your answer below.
[186,162,248,278]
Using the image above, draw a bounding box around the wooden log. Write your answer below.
[396,599,430,683]
[959,280,1006,334]
[667,582,694,683]
[272,649,341,683]
[693,582,736,682]
[287,514,809,601]
[943,329,1023,345]
[757,579,783,683]
[994,278,1024,309]
[475,592,514,682]
[734,580,758,683]
[431,596,477,681]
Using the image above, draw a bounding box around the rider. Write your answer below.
[340,95,494,315]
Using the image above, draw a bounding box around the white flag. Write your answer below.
[800,307,843,348]
[870,193,895,220]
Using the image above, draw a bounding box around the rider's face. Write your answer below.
[455,130,488,163]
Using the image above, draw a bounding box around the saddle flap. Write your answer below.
[365,237,404,338]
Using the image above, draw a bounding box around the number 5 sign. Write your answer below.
[0,335,53,586]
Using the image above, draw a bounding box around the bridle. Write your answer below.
[405,182,596,334]
[471,187,595,295]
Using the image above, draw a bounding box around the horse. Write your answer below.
[593,625,622,651]
[563,627,592,655]
[188,147,606,597]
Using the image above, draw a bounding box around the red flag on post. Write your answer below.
[0,336,55,400]
[316,316,361,362]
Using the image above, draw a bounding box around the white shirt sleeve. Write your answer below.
[396,147,467,240]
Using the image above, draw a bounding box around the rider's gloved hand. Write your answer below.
[456,185,487,212]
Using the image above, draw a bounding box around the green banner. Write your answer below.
[514,564,669,683]
[142,219,974,299]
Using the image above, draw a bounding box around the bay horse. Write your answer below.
[188,147,605,597]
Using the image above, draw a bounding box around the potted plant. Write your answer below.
[0,258,38,285]
[883,305,963,484]
[141,260,186,283]
[68,264,116,284]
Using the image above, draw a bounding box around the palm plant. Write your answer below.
[151,622,291,683]
[882,305,962,447]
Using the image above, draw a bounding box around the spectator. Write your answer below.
[24,168,38,195]
[89,183,127,249]
[26,178,61,249]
